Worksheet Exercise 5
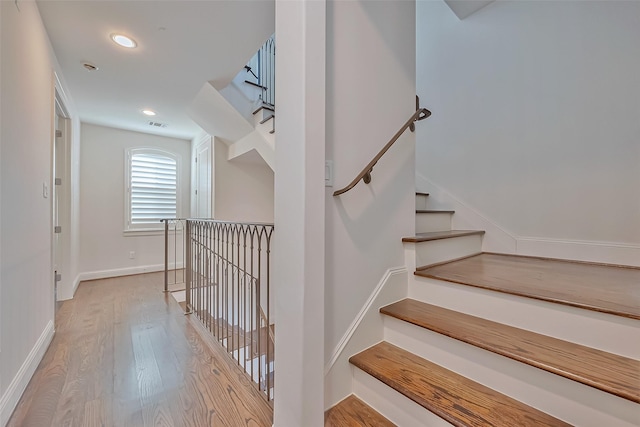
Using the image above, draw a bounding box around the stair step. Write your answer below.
[252,105,275,115]
[259,115,274,124]
[415,253,640,320]
[415,210,452,233]
[416,209,454,214]
[325,395,396,427]
[350,342,571,427]
[382,299,640,403]
[402,230,484,243]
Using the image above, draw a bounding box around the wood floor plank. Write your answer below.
[6,271,273,427]
[415,253,640,319]
[325,395,396,427]
[350,342,571,427]
[382,299,640,403]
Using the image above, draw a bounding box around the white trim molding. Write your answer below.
[0,320,55,426]
[76,263,181,284]
[416,172,640,267]
[516,237,640,268]
[324,267,408,409]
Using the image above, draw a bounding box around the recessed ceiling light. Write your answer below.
[142,110,156,116]
[111,33,137,48]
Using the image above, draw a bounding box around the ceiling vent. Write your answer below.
[147,121,168,128]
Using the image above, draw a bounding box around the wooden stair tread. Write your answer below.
[259,115,275,124]
[244,80,267,90]
[416,209,455,214]
[382,299,640,403]
[350,342,571,427]
[415,253,640,320]
[252,105,275,115]
[325,395,396,427]
[402,230,485,243]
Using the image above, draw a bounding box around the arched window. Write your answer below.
[125,148,180,231]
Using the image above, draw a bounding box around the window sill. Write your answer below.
[123,228,183,237]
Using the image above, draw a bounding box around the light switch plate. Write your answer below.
[325,160,333,187]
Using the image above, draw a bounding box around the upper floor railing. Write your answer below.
[245,35,275,108]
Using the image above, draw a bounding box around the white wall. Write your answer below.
[416,1,640,262]
[273,0,326,425]
[325,0,416,370]
[0,1,57,423]
[79,123,190,276]
[213,139,274,223]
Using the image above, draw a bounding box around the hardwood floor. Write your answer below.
[7,272,273,427]
[415,253,640,319]
[324,395,396,427]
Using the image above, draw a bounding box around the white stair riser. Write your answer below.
[410,234,483,269]
[415,212,452,233]
[409,276,640,359]
[384,316,639,427]
[415,194,429,211]
[352,367,453,427]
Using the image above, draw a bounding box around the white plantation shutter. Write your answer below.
[126,149,179,229]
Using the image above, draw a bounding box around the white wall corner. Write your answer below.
[0,320,54,427]
[188,82,254,144]
[444,0,495,20]
[227,130,274,171]
[416,172,517,253]
[324,267,408,410]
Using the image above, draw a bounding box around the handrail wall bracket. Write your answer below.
[333,96,431,197]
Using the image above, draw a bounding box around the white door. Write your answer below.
[195,137,212,218]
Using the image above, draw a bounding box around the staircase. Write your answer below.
[325,193,640,426]
[189,36,276,170]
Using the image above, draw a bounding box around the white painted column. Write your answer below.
[273,1,326,426]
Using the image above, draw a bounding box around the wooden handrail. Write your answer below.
[333,104,431,196]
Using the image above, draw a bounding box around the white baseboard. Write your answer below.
[324,267,408,410]
[77,263,181,283]
[416,172,640,267]
[516,237,640,268]
[0,320,55,427]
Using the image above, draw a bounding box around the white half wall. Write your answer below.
[79,123,191,275]
[416,1,640,264]
[0,0,59,423]
[213,138,274,223]
[325,0,416,366]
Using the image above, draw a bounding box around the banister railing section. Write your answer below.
[163,219,275,402]
[257,35,275,107]
[333,97,431,196]
[161,218,187,292]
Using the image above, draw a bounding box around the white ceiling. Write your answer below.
[37,0,275,140]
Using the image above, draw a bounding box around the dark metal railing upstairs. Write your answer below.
[333,96,431,196]
[251,35,275,107]
[259,35,275,107]
[163,219,275,402]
